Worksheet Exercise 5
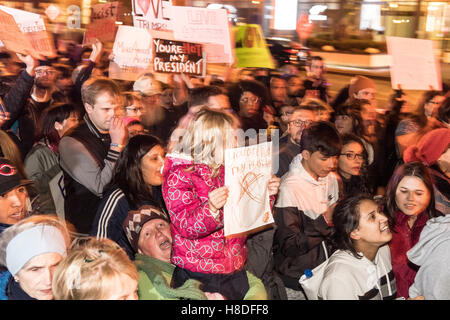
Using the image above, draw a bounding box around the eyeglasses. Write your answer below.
[35,69,57,76]
[289,119,313,128]
[125,106,145,113]
[340,152,365,161]
[240,97,260,105]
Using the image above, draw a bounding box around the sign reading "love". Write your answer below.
[132,0,172,31]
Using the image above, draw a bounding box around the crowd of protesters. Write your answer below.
[0,36,449,301]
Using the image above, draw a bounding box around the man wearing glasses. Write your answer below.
[276,105,316,178]
[1,59,67,158]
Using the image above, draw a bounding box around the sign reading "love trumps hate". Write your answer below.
[153,38,204,76]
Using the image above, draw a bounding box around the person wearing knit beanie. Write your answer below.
[403,128,450,167]
[348,75,377,107]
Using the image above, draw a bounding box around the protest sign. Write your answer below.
[0,5,55,58]
[83,2,120,46]
[233,24,275,69]
[153,38,205,76]
[387,36,442,91]
[109,25,152,81]
[171,6,232,64]
[224,141,273,237]
[132,0,172,31]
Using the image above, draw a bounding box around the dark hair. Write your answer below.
[437,97,450,124]
[300,121,342,157]
[385,162,438,223]
[350,99,371,112]
[53,63,73,79]
[228,80,269,114]
[35,103,79,148]
[334,104,364,136]
[330,194,384,259]
[188,85,224,109]
[339,133,372,194]
[109,134,163,209]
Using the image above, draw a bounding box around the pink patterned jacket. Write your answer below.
[162,154,247,274]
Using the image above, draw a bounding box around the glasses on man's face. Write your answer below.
[240,96,260,105]
[35,69,57,76]
[340,152,365,161]
[290,119,313,128]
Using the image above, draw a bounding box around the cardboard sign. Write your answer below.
[132,0,172,31]
[233,24,275,69]
[0,6,55,58]
[171,6,232,64]
[109,25,153,81]
[387,36,442,91]
[224,142,273,237]
[83,2,120,46]
[153,38,204,76]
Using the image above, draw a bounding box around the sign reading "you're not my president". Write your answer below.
[153,38,205,76]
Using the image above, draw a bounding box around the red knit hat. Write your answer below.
[403,128,450,166]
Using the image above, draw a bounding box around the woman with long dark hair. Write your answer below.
[385,161,442,299]
[90,134,167,259]
[316,194,396,300]
[336,133,373,197]
[24,103,80,213]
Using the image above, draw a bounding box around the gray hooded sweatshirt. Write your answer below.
[407,215,450,300]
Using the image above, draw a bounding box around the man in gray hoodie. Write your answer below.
[407,214,450,300]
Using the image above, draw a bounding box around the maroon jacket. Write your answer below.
[389,210,428,299]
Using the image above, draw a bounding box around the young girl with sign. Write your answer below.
[162,108,279,300]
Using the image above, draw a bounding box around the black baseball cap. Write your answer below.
[0,158,33,196]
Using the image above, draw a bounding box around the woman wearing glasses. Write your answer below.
[337,133,373,197]
[228,80,269,136]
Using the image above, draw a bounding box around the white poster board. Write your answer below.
[224,141,273,237]
[109,25,153,81]
[171,6,232,64]
[132,0,172,31]
[387,36,442,91]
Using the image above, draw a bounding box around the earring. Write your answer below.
[14,276,19,283]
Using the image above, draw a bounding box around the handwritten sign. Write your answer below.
[224,141,273,237]
[234,24,274,69]
[109,25,152,81]
[387,36,442,91]
[0,5,55,58]
[153,38,204,76]
[83,2,119,46]
[132,0,172,31]
[171,6,232,64]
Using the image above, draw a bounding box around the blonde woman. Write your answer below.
[0,215,71,300]
[52,237,139,300]
[162,108,279,300]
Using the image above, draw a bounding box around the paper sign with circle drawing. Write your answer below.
[224,141,273,237]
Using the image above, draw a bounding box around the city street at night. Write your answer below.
[0,0,449,307]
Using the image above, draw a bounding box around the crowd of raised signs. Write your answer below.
[0,37,449,301]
